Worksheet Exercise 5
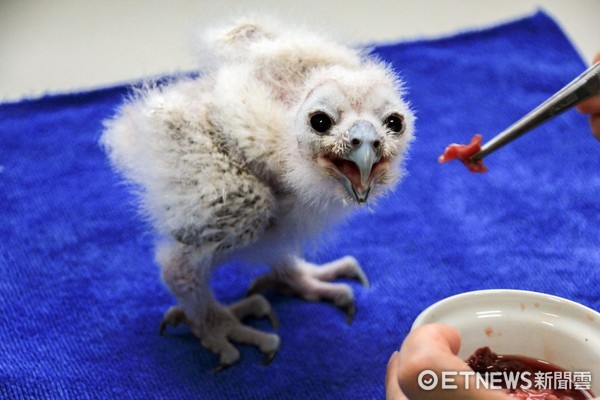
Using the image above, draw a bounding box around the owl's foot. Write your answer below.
[248,256,369,323]
[159,294,280,371]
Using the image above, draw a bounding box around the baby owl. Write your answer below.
[101,17,414,370]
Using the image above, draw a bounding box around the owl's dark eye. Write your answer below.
[384,114,405,134]
[310,112,333,134]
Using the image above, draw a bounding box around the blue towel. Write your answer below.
[2,11,599,399]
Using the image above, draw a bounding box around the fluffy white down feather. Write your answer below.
[102,17,413,263]
[101,16,414,368]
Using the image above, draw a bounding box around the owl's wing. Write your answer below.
[101,81,278,253]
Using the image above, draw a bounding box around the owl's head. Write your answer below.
[286,63,414,207]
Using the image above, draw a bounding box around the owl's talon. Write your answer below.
[230,293,279,330]
[262,349,277,366]
[212,363,231,373]
[353,266,370,288]
[246,276,271,296]
[344,302,356,324]
[246,279,265,296]
[266,310,279,330]
[159,306,187,335]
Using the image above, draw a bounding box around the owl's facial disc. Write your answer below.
[318,121,389,205]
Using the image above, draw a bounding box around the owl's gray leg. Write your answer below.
[157,242,280,371]
[248,256,369,323]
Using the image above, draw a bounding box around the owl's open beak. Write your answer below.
[318,121,388,205]
[341,121,381,204]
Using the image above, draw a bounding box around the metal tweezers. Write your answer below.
[469,61,600,162]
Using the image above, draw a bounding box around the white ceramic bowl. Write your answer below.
[412,289,600,394]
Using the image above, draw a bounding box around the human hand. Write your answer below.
[576,52,600,140]
[385,323,510,400]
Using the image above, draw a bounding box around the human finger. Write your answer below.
[386,351,410,400]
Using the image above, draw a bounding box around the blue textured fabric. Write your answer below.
[1,11,599,399]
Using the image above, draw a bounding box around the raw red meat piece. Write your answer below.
[439,134,488,173]
[466,347,595,400]
[509,388,560,399]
